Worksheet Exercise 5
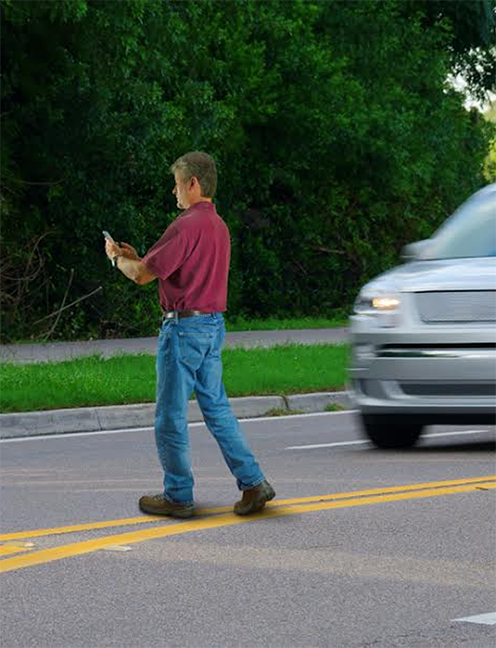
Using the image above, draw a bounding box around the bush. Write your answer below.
[1,0,494,340]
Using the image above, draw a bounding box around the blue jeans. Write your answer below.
[154,312,266,505]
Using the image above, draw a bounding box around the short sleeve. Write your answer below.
[142,230,189,280]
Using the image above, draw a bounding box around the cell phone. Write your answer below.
[103,230,118,267]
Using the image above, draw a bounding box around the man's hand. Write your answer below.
[104,237,156,285]
[104,238,122,261]
[119,242,140,260]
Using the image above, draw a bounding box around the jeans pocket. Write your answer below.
[177,331,214,369]
[156,329,173,371]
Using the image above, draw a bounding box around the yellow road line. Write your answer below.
[0,474,494,542]
[1,480,494,574]
[0,545,32,557]
[0,506,230,542]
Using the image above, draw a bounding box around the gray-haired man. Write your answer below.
[105,151,275,518]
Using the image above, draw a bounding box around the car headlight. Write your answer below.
[353,293,401,315]
[371,296,401,310]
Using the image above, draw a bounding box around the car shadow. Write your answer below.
[370,440,496,453]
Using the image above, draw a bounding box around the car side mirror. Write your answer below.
[401,239,432,261]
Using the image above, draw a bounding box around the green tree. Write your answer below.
[1,0,494,340]
[419,0,496,101]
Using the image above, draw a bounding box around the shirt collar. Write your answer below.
[180,200,215,218]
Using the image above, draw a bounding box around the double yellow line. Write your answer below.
[1,475,494,574]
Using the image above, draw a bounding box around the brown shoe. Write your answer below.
[139,494,195,519]
[234,480,275,516]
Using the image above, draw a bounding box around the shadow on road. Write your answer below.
[363,440,496,453]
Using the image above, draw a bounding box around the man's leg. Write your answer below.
[195,316,275,513]
[139,322,196,517]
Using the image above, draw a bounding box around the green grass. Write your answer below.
[264,408,304,417]
[224,316,348,332]
[0,344,350,413]
[324,403,347,412]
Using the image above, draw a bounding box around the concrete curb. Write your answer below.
[0,391,353,439]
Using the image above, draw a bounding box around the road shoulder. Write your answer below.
[0,391,352,439]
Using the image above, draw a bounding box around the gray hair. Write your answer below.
[171,151,217,198]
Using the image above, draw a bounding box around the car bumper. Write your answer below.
[349,326,496,422]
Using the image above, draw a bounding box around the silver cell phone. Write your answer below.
[103,230,117,266]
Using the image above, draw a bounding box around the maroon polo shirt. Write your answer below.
[142,201,230,312]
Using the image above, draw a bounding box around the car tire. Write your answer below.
[360,413,424,449]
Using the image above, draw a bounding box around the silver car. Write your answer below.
[349,183,496,448]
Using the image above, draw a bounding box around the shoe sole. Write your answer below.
[234,486,276,516]
[139,502,195,519]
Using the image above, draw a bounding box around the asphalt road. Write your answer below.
[1,412,495,648]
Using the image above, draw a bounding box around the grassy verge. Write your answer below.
[0,344,349,413]
[224,315,348,331]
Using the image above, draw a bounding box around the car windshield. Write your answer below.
[429,186,496,259]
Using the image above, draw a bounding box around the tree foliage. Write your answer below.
[419,0,496,101]
[1,0,494,340]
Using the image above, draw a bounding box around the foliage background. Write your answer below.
[1,0,495,341]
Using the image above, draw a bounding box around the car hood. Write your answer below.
[361,257,496,294]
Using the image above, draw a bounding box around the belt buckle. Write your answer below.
[162,311,178,322]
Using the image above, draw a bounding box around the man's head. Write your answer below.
[171,151,217,210]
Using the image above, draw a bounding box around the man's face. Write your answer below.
[172,172,191,210]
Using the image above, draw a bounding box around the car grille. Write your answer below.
[400,383,496,397]
[415,291,496,323]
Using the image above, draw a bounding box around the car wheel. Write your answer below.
[359,413,424,449]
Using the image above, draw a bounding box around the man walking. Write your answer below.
[104,151,274,519]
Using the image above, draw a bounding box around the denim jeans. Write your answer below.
[154,312,266,505]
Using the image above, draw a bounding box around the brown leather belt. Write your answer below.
[161,310,211,321]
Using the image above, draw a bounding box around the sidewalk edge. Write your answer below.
[0,392,353,439]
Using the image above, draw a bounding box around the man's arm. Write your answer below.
[115,256,157,285]
[105,239,157,285]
